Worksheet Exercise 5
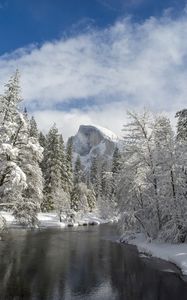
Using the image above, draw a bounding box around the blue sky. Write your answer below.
[0,0,186,54]
[0,0,187,138]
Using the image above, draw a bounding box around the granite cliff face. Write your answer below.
[69,125,119,169]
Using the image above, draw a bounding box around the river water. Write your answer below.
[0,224,187,300]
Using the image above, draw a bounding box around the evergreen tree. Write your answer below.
[42,125,69,218]
[0,71,43,227]
[42,124,61,211]
[74,155,83,184]
[38,131,47,181]
[13,111,43,226]
[0,71,27,209]
[71,182,94,212]
[39,131,47,148]
[59,134,69,194]
[70,184,80,212]
[111,146,121,198]
[65,137,73,195]
[99,163,116,219]
[29,116,38,139]
[112,146,121,175]
[90,156,101,199]
[87,186,96,212]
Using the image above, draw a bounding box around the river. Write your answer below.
[0,224,187,300]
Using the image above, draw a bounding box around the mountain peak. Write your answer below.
[79,124,119,143]
[70,124,119,169]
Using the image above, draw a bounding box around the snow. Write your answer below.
[72,124,120,171]
[1,211,14,223]
[120,233,187,276]
[90,124,119,142]
[0,211,112,229]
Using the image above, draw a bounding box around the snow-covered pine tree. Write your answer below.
[42,125,69,219]
[71,154,96,212]
[71,155,82,211]
[29,116,39,139]
[38,131,47,177]
[71,182,93,213]
[65,137,73,195]
[0,71,43,227]
[70,184,80,212]
[87,186,96,212]
[39,131,47,148]
[0,71,27,210]
[74,155,83,184]
[90,156,101,199]
[112,146,121,175]
[13,112,43,227]
[111,146,122,206]
[99,166,116,219]
[59,134,68,192]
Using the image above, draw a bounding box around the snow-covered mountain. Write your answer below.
[69,124,120,169]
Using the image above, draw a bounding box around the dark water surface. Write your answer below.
[0,224,187,300]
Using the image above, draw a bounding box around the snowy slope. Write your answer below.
[121,233,187,276]
[0,211,113,228]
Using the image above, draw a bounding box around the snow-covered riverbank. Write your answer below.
[0,211,115,229]
[120,233,187,276]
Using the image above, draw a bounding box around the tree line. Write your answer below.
[116,110,187,243]
[1,71,186,244]
[0,72,120,227]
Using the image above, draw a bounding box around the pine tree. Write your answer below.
[99,162,116,219]
[71,154,95,212]
[13,111,43,226]
[90,156,101,199]
[111,146,121,199]
[0,71,43,227]
[59,134,69,194]
[74,155,83,184]
[29,116,39,139]
[70,184,80,212]
[87,186,96,212]
[42,124,61,211]
[71,182,94,212]
[0,71,27,207]
[112,146,121,175]
[65,138,73,195]
[39,131,47,149]
[38,131,47,176]
[42,125,69,219]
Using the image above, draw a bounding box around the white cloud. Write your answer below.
[33,105,178,141]
[33,104,128,141]
[0,11,187,137]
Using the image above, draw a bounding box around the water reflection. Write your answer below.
[0,225,186,300]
